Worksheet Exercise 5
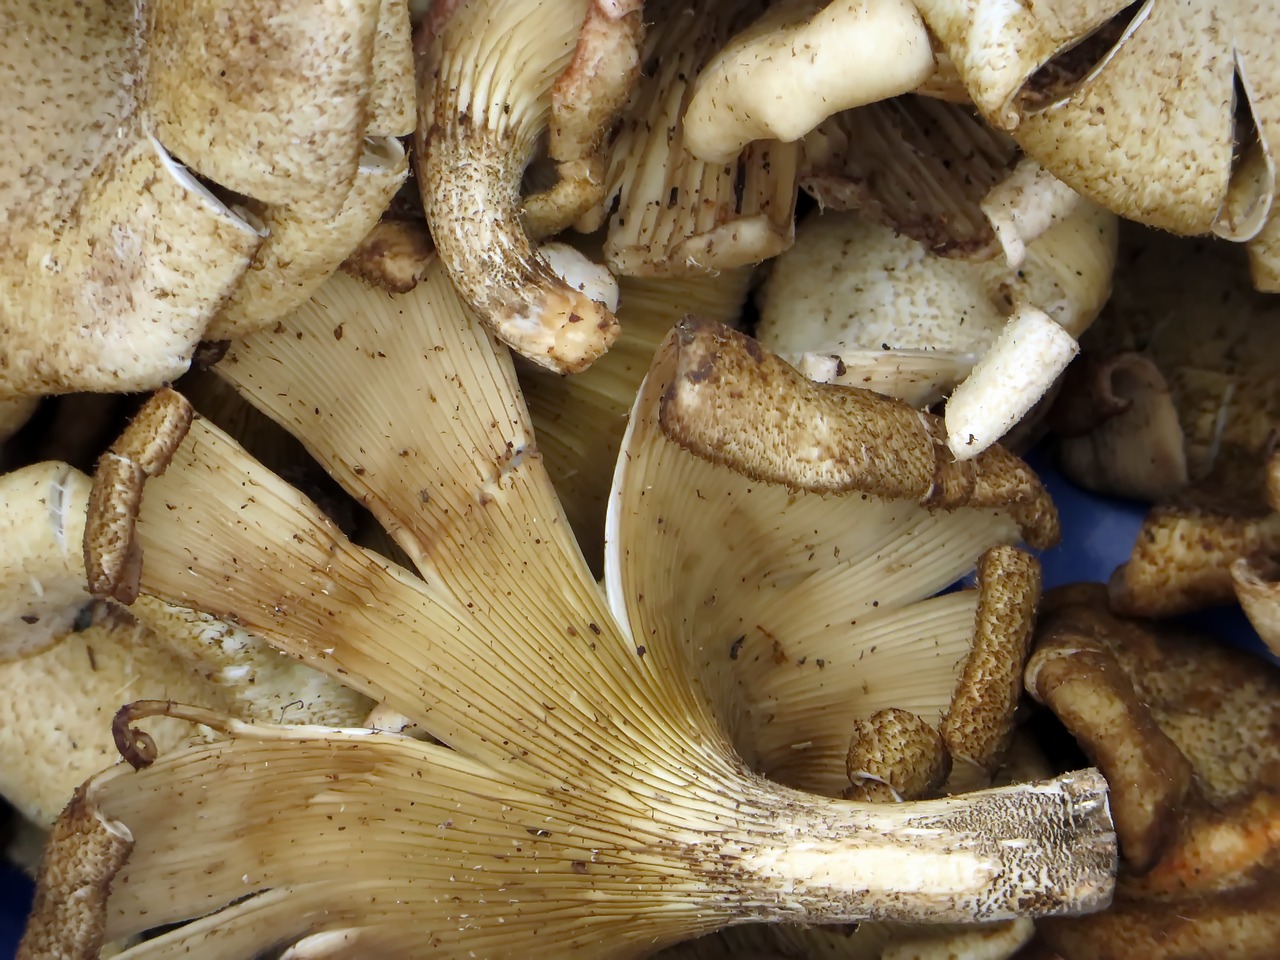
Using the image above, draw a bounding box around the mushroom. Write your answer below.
[520,266,754,570]
[576,0,801,276]
[24,265,1116,956]
[913,1,1279,289]
[679,0,938,164]
[0,0,409,401]
[606,333,1055,796]
[1025,586,1280,959]
[756,199,1116,458]
[416,0,641,373]
[800,96,1077,265]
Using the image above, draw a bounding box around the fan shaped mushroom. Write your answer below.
[417,0,641,372]
[577,0,801,276]
[913,0,1280,289]
[756,199,1116,458]
[21,265,1116,957]
[0,0,412,401]
[1026,586,1280,959]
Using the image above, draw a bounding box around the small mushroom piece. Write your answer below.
[340,218,436,293]
[417,0,628,372]
[521,266,753,570]
[1232,559,1280,657]
[0,463,93,661]
[1025,599,1195,872]
[758,201,1116,456]
[1065,225,1280,498]
[681,0,936,164]
[1028,588,1280,959]
[845,709,950,803]
[0,398,39,445]
[980,158,1085,269]
[1050,353,1189,501]
[945,306,1079,460]
[579,0,801,276]
[1108,502,1280,619]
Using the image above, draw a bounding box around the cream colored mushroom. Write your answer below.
[914,0,1280,289]
[681,0,937,164]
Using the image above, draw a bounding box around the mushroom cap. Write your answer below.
[0,0,404,399]
[914,0,1280,267]
[681,0,937,164]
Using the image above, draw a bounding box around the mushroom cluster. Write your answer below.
[2,1,1279,958]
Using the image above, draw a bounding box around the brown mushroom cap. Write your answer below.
[1028,586,1280,959]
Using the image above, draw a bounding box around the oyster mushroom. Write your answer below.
[914,0,1279,289]
[0,461,370,826]
[24,266,1116,957]
[577,0,801,276]
[756,200,1116,458]
[1026,586,1280,959]
[680,0,937,164]
[417,0,641,372]
[0,0,408,400]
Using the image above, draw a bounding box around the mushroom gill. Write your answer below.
[21,265,1116,957]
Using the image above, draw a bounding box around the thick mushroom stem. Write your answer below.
[418,0,621,373]
[681,0,936,163]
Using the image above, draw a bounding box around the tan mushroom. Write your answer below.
[680,0,937,164]
[576,0,801,276]
[756,199,1116,458]
[1026,586,1280,959]
[416,0,641,372]
[913,1,1280,289]
[0,0,410,400]
[22,266,1115,957]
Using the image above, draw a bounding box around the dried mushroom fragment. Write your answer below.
[607,319,1056,796]
[681,0,937,164]
[580,0,800,276]
[0,0,406,400]
[1026,587,1280,959]
[915,3,1277,256]
[757,201,1116,457]
[417,0,637,373]
[22,268,1115,958]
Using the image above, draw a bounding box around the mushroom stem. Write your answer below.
[418,0,621,372]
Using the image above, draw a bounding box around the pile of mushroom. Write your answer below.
[3,0,1280,958]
